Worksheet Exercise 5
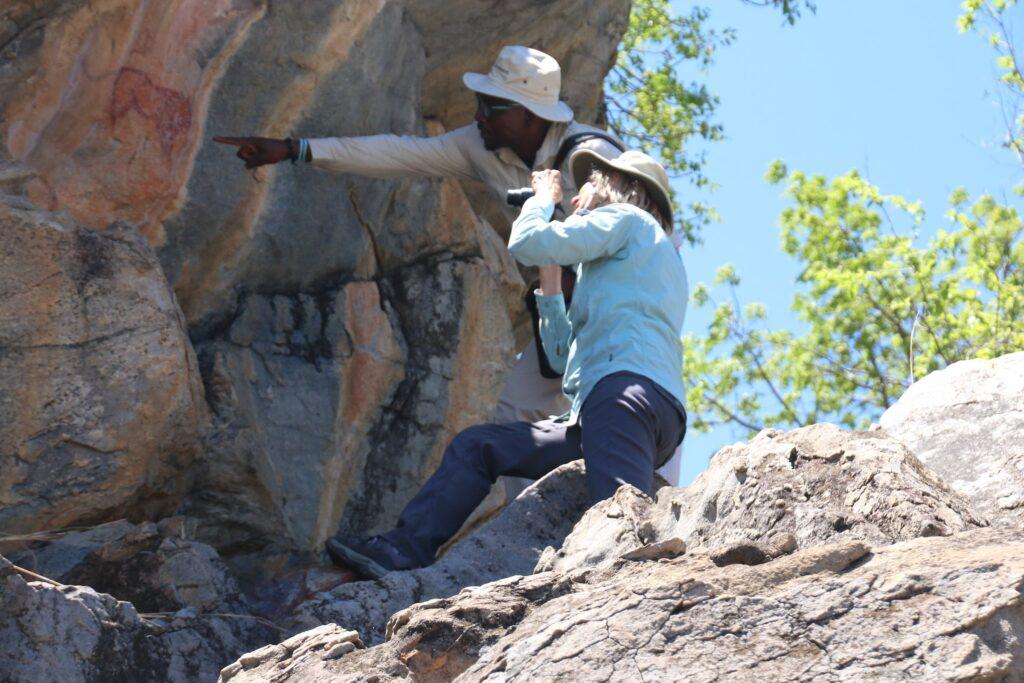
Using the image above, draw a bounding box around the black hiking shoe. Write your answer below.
[325,535,420,579]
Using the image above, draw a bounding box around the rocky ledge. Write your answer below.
[4,355,1024,681]
[217,379,1024,682]
[226,526,1024,682]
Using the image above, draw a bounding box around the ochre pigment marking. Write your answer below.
[110,67,192,156]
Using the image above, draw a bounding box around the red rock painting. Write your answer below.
[110,67,193,157]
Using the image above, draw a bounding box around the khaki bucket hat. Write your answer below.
[570,149,674,229]
[463,46,574,123]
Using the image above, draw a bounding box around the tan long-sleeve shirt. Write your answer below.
[307,121,623,222]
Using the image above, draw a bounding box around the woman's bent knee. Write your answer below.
[443,424,506,479]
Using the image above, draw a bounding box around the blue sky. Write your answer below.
[673,1,1020,485]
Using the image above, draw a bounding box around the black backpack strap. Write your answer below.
[552,131,625,170]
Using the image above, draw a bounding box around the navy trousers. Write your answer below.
[382,372,686,567]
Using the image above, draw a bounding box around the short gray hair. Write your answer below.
[588,166,670,233]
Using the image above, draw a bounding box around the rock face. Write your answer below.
[0,200,207,535]
[1,0,628,561]
[0,0,265,241]
[1,1,632,678]
[880,352,1024,526]
[539,423,985,575]
[0,553,277,683]
[5,518,247,614]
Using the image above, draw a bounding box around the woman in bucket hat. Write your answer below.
[328,149,688,580]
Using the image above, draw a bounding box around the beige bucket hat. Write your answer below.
[570,149,674,229]
[463,46,574,123]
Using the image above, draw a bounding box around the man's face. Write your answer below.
[474,94,528,150]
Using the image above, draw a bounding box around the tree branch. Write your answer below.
[702,392,764,432]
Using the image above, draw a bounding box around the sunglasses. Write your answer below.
[475,94,522,119]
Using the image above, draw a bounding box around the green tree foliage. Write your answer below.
[959,0,1024,175]
[606,1,815,244]
[682,3,1024,436]
[684,165,1024,433]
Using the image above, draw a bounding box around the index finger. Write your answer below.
[213,136,250,147]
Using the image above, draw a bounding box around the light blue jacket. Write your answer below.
[508,196,688,422]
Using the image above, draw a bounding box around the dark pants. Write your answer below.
[382,372,686,566]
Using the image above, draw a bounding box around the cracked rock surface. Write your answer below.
[650,422,986,553]
[881,352,1024,526]
[540,423,985,577]
[4,518,248,614]
[464,527,1024,682]
[222,526,1024,682]
[223,422,1007,681]
[0,201,207,535]
[0,553,277,683]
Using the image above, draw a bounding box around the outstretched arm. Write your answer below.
[214,126,477,181]
[306,128,476,180]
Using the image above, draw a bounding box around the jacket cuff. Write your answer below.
[534,291,567,316]
[306,138,336,165]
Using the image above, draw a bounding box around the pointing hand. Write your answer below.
[213,136,292,169]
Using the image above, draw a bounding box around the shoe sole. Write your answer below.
[325,539,391,580]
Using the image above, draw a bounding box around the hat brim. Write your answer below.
[570,148,674,229]
[463,72,574,123]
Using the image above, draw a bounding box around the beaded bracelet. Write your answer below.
[284,137,309,164]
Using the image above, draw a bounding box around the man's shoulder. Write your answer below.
[439,123,497,171]
[562,121,624,146]
[558,121,625,165]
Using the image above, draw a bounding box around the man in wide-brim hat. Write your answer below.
[216,45,622,424]
[214,45,626,565]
